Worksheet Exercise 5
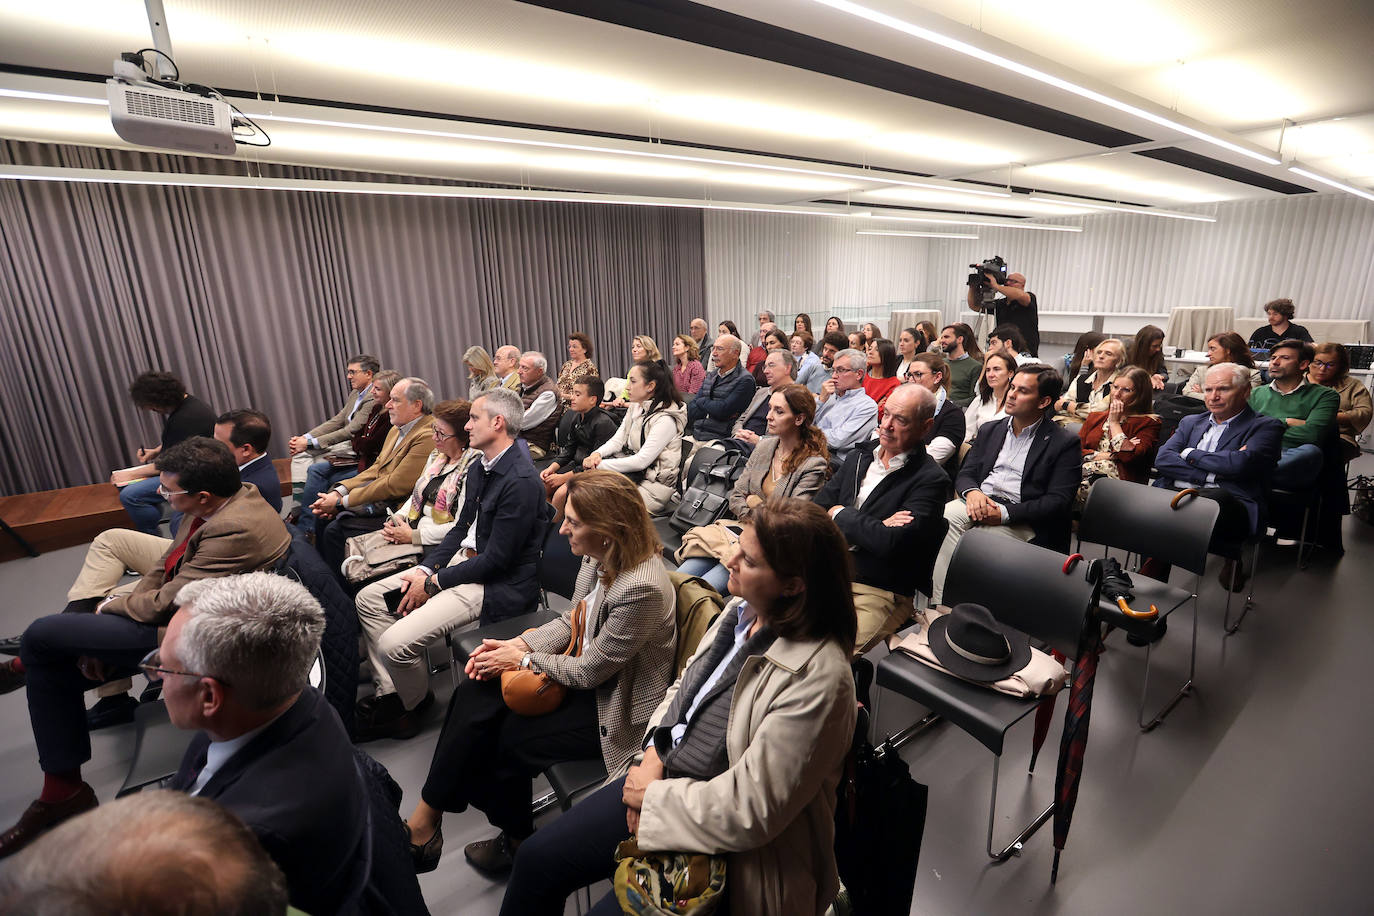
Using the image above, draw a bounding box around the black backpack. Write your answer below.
[669,451,747,533]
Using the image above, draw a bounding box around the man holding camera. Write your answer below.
[967,264,1039,357]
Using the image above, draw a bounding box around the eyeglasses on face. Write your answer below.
[1311,360,1338,369]
[433,428,458,441]
[156,484,190,498]
[138,648,224,684]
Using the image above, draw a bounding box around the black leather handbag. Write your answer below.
[669,452,747,533]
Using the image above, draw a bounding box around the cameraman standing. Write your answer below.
[968,269,1040,357]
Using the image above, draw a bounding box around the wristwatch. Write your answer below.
[519,653,533,670]
[422,575,440,597]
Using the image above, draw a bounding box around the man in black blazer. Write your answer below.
[354,387,549,741]
[159,572,369,916]
[932,364,1080,604]
[814,384,951,653]
[213,408,283,514]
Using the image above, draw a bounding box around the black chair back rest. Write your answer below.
[942,529,1097,660]
[1078,478,1219,575]
[537,520,583,602]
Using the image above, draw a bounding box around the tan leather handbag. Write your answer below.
[500,599,585,716]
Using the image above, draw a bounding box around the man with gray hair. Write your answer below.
[688,317,709,349]
[493,344,522,390]
[687,334,756,440]
[1151,362,1285,589]
[751,309,777,348]
[353,387,549,741]
[158,572,366,916]
[515,350,564,459]
[0,790,289,916]
[728,349,797,453]
[814,384,950,652]
[309,376,436,536]
[814,348,879,464]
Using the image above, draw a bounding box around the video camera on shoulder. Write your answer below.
[967,256,1008,288]
[967,255,1008,309]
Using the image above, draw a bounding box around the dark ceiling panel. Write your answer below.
[1137,147,1312,194]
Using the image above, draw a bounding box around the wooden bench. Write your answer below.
[0,459,291,563]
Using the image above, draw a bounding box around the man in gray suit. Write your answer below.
[286,353,380,516]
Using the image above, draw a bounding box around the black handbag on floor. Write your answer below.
[669,452,747,533]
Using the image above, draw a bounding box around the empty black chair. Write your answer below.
[873,530,1098,860]
[1078,478,1219,731]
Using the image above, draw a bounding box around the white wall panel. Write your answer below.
[702,211,928,329]
[919,193,1374,325]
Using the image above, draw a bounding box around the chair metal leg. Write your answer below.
[531,789,561,818]
[1223,539,1261,635]
[886,711,943,753]
[985,755,1055,861]
[1138,591,1198,732]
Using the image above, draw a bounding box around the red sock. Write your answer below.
[39,770,83,804]
[10,658,22,675]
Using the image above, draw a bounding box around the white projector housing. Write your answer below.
[107,78,237,156]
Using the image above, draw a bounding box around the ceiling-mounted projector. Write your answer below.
[107,53,237,156]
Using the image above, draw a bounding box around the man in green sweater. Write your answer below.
[1248,338,1339,489]
[939,322,984,407]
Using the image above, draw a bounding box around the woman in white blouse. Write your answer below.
[565,360,687,516]
[963,352,1015,446]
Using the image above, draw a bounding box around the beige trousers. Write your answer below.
[354,555,484,709]
[930,498,1035,605]
[67,529,171,697]
[852,584,915,656]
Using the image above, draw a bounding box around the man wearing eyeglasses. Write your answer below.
[685,335,756,440]
[285,354,379,520]
[814,348,879,465]
[0,437,291,859]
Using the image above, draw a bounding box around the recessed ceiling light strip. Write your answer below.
[0,163,872,216]
[856,211,1082,232]
[1286,165,1374,203]
[807,0,1282,166]
[856,230,979,238]
[1026,194,1217,221]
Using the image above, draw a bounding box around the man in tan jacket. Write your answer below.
[285,353,380,509]
[307,377,435,540]
[0,437,291,859]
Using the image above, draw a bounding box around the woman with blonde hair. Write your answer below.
[1055,337,1125,419]
[406,470,677,875]
[464,346,499,399]
[630,335,662,367]
[676,384,831,593]
[670,333,705,395]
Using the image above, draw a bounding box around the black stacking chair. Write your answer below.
[1078,479,1219,731]
[872,530,1098,860]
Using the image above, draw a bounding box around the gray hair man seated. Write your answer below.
[157,572,367,916]
[0,790,289,916]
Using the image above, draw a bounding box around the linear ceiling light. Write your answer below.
[1286,165,1374,203]
[857,230,979,239]
[1026,194,1217,222]
[0,163,875,217]
[0,87,1007,199]
[857,212,1082,232]
[807,0,1282,166]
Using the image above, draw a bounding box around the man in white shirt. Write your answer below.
[814,349,879,465]
[932,365,1081,604]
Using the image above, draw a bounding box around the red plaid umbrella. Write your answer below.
[1049,611,1106,883]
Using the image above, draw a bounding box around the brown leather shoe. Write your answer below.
[0,783,98,859]
[0,662,25,697]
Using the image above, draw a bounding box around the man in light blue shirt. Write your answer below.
[814,349,878,465]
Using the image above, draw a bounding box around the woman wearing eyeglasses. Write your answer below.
[1308,342,1372,463]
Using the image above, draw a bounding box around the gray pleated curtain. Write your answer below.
[0,140,705,495]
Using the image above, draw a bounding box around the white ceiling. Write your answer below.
[0,0,1371,216]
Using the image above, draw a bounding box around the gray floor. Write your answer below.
[0,461,1370,915]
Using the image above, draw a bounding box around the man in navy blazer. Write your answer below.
[353,387,548,741]
[213,409,283,515]
[1152,362,1283,587]
[814,384,951,653]
[161,573,368,916]
[932,364,1081,604]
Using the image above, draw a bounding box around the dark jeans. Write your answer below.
[422,675,600,840]
[499,777,630,916]
[19,611,160,773]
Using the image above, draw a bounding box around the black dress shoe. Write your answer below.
[407,822,444,874]
[0,636,21,657]
[0,783,98,859]
[353,694,421,743]
[86,694,139,731]
[464,832,518,874]
[0,662,25,697]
